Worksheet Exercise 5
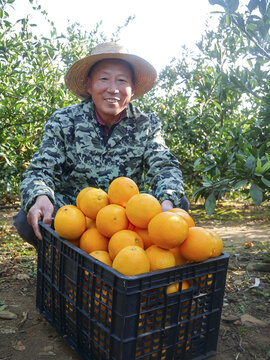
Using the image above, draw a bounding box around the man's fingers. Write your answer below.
[26,196,54,241]
[42,211,52,227]
[27,210,43,240]
[32,221,43,240]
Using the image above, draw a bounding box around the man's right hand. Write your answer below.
[27,195,54,240]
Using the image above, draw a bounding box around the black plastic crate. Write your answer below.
[36,221,229,360]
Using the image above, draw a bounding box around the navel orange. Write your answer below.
[207,229,223,257]
[89,250,112,267]
[126,193,162,228]
[179,227,215,262]
[169,246,187,265]
[76,186,94,209]
[148,212,189,249]
[54,205,86,240]
[168,208,195,227]
[108,229,144,260]
[145,245,176,271]
[108,177,139,207]
[80,227,109,253]
[85,216,96,229]
[134,227,154,249]
[112,245,150,276]
[165,280,190,294]
[79,188,109,219]
[96,204,128,237]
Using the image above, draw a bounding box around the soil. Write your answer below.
[0,200,270,360]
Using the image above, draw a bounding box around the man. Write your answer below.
[14,42,188,247]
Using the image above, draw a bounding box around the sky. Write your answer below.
[9,0,221,72]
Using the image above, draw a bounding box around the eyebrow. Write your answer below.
[99,71,129,78]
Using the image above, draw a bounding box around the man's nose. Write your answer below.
[107,80,119,93]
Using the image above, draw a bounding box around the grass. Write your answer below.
[190,200,270,224]
[0,220,37,278]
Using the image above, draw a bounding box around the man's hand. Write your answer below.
[161,199,174,212]
[27,195,54,240]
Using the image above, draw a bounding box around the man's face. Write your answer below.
[86,59,134,126]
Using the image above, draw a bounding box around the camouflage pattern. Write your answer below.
[20,98,185,212]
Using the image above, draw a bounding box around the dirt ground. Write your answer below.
[0,200,270,360]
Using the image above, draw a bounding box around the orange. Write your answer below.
[69,238,80,247]
[89,250,112,267]
[108,177,139,207]
[168,208,195,227]
[166,283,179,294]
[76,186,94,209]
[145,245,176,271]
[79,188,109,219]
[134,227,154,249]
[206,229,223,257]
[198,274,213,288]
[96,204,128,238]
[108,230,144,260]
[85,216,96,229]
[125,193,162,228]
[148,212,189,249]
[179,227,215,262]
[168,208,188,214]
[54,205,86,240]
[170,246,187,265]
[181,280,191,290]
[80,227,109,253]
[112,245,150,276]
[166,281,190,294]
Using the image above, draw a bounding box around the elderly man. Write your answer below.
[14,42,188,247]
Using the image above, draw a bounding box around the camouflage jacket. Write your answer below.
[20,98,185,212]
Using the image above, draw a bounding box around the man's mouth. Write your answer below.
[105,98,120,104]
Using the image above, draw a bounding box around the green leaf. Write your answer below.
[261,161,270,173]
[226,13,231,25]
[249,183,263,205]
[244,155,256,172]
[193,158,201,167]
[208,0,225,6]
[205,193,216,215]
[234,180,247,190]
[186,116,198,123]
[211,100,222,111]
[261,177,270,188]
[255,158,262,173]
[192,187,206,201]
[226,0,239,13]
[203,164,216,172]
[258,0,266,15]
[248,0,259,12]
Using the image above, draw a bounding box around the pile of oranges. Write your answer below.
[54,177,223,280]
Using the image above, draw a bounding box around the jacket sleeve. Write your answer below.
[19,113,66,212]
[143,113,185,207]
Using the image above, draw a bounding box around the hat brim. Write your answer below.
[65,53,157,100]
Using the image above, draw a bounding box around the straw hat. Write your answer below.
[65,42,157,100]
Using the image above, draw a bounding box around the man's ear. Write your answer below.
[85,77,92,95]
